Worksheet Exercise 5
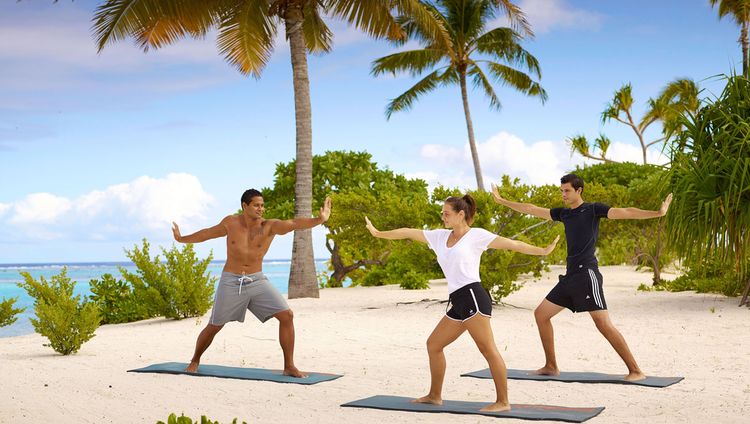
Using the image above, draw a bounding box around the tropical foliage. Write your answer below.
[709,0,750,77]
[120,240,216,319]
[569,79,699,165]
[372,0,545,191]
[17,268,100,355]
[667,74,750,304]
[0,297,25,328]
[91,0,451,299]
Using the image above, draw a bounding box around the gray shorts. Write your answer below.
[209,272,289,325]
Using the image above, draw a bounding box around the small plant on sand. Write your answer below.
[157,413,246,424]
[17,268,100,355]
[89,273,150,324]
[120,239,216,320]
[0,297,25,327]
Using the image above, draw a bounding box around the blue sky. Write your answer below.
[0,0,741,263]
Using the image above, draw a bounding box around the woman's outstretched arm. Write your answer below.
[488,235,560,256]
[364,216,427,243]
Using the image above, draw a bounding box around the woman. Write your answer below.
[365,194,558,412]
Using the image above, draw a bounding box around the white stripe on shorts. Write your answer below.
[588,269,603,308]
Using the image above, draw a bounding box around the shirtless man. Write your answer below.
[172,188,331,377]
[492,174,672,381]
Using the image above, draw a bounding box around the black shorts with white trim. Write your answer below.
[446,282,493,321]
[546,267,607,313]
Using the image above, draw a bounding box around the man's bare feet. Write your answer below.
[532,366,560,376]
[480,402,511,413]
[283,366,308,378]
[624,371,646,381]
[185,361,199,373]
[411,395,442,406]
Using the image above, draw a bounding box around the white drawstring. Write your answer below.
[237,274,254,295]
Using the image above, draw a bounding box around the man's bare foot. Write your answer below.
[411,395,442,406]
[624,371,646,381]
[185,361,199,373]
[532,366,560,376]
[283,366,308,378]
[480,402,511,413]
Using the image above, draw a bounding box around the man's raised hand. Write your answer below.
[491,183,506,204]
[543,235,560,255]
[364,216,379,237]
[172,222,182,242]
[659,193,673,217]
[319,197,332,223]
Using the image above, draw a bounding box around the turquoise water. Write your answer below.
[0,260,329,338]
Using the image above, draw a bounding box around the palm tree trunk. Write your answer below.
[741,21,748,78]
[459,70,485,191]
[285,3,318,299]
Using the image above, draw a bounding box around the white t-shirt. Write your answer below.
[423,228,498,293]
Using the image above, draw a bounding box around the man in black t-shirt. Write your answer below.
[492,174,672,381]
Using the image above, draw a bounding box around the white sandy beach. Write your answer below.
[1,265,749,423]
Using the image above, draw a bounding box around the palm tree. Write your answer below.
[667,75,750,306]
[569,79,699,165]
[372,0,545,192]
[709,0,750,78]
[91,0,450,299]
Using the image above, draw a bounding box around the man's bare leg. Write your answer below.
[412,316,465,406]
[274,309,307,378]
[464,315,510,412]
[186,323,224,372]
[533,299,565,376]
[589,310,645,381]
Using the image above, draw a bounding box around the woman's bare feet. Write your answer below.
[532,366,560,376]
[185,361,199,373]
[480,402,511,412]
[624,371,646,381]
[283,366,308,378]
[411,395,442,406]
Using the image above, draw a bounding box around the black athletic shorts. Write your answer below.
[446,282,492,321]
[546,267,607,313]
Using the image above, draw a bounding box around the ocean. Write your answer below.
[0,259,329,338]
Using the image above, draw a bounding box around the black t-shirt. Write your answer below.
[550,202,611,272]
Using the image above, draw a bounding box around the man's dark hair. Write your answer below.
[561,173,584,193]
[241,189,263,206]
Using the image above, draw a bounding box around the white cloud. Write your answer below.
[3,173,214,241]
[506,0,606,34]
[415,131,584,190]
[606,141,670,166]
[9,193,72,225]
[0,203,9,217]
[412,131,667,192]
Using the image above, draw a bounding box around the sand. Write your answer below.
[1,265,748,423]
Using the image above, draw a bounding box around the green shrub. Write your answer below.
[157,413,246,424]
[17,268,100,355]
[89,273,150,324]
[120,239,217,320]
[0,297,25,327]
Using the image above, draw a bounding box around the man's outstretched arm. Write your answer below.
[172,220,227,243]
[491,183,552,220]
[608,193,673,220]
[270,197,331,235]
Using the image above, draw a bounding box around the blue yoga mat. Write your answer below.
[342,395,604,422]
[462,368,683,388]
[128,362,342,385]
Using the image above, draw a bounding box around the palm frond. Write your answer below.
[601,83,633,124]
[216,0,277,77]
[489,0,533,38]
[385,67,451,119]
[483,60,547,102]
[468,63,501,110]
[92,0,220,52]
[371,48,446,77]
[303,0,333,54]
[475,27,541,77]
